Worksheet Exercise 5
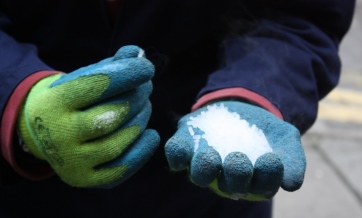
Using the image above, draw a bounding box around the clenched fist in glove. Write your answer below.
[165,101,306,201]
[17,45,160,188]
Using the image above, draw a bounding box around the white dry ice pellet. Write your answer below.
[187,103,272,165]
[93,111,118,130]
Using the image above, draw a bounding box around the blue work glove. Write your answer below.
[18,45,160,188]
[165,101,306,201]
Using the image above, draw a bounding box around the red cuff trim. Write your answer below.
[1,71,60,180]
[191,88,284,120]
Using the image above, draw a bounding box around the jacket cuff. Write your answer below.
[192,88,284,120]
[1,71,59,180]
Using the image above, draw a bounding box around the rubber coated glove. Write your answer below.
[165,101,306,201]
[17,45,160,188]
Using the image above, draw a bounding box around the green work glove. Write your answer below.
[17,45,160,188]
[165,101,306,201]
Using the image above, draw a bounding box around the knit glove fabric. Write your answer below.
[17,45,160,188]
[165,101,306,201]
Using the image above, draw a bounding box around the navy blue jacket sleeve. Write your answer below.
[198,0,355,134]
[0,12,52,117]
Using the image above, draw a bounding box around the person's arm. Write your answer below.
[0,12,55,103]
[0,11,160,187]
[0,12,57,182]
[194,0,356,134]
[164,0,356,200]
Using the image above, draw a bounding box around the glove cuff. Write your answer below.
[17,103,45,159]
[192,88,283,120]
[1,71,59,180]
[16,74,64,160]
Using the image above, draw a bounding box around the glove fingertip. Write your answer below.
[143,129,161,147]
[218,152,253,193]
[165,135,194,171]
[190,145,222,187]
[113,45,144,60]
[279,139,306,192]
[281,164,305,192]
[96,129,160,188]
[250,153,284,198]
[281,180,303,192]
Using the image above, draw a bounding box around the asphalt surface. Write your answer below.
[274,1,362,217]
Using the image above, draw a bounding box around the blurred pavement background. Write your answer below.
[274,1,362,217]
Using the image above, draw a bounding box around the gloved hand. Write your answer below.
[165,101,306,201]
[17,45,160,188]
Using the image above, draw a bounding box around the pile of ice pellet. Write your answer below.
[187,103,272,165]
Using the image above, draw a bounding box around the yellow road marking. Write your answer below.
[323,88,362,106]
[318,88,362,123]
[340,69,362,86]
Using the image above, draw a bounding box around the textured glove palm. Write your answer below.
[18,45,160,188]
[165,101,306,201]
